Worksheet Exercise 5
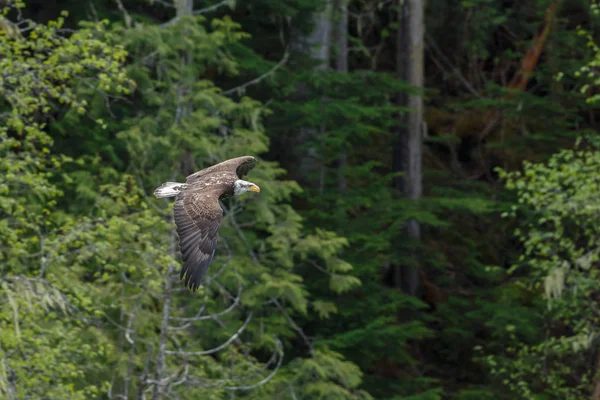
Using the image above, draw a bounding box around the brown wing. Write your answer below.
[173,189,223,291]
[233,156,257,178]
[186,156,257,184]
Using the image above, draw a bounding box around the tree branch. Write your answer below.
[221,49,290,96]
[165,312,253,356]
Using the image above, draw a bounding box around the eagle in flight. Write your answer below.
[154,156,260,291]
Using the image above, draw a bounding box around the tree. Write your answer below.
[480,14,600,395]
[334,0,348,190]
[6,0,600,398]
[393,0,425,295]
[487,140,600,398]
[0,0,370,398]
[0,1,131,398]
[81,0,369,398]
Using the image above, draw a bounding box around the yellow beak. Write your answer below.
[249,185,260,193]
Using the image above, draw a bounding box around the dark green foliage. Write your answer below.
[3,0,600,398]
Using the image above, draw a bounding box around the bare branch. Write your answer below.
[220,340,283,391]
[425,34,481,98]
[222,204,315,355]
[123,307,140,398]
[153,0,175,7]
[184,338,284,391]
[168,277,241,325]
[159,0,232,28]
[193,0,231,15]
[151,222,178,400]
[221,49,290,96]
[165,312,253,356]
[114,0,133,28]
[273,300,314,355]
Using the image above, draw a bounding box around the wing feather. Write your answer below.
[173,190,223,291]
[185,156,257,183]
[234,156,257,178]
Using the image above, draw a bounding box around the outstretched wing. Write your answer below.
[173,189,223,291]
[233,156,257,178]
[186,156,257,184]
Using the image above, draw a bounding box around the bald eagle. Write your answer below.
[154,156,260,291]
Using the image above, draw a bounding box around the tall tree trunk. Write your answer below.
[393,0,424,296]
[312,2,332,195]
[335,0,348,191]
[288,1,332,188]
[152,2,193,399]
[302,0,333,71]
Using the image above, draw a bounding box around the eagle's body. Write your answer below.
[154,156,259,291]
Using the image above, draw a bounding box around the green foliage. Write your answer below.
[574,19,600,104]
[0,278,111,399]
[486,143,600,398]
[273,348,372,399]
[3,0,600,398]
[0,0,368,398]
[0,3,133,397]
[267,55,455,398]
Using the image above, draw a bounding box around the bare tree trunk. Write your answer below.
[335,0,348,191]
[152,265,174,400]
[291,1,332,187]
[311,2,332,195]
[393,0,424,296]
[305,0,333,71]
[593,380,600,400]
[151,3,193,399]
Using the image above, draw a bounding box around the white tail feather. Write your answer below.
[154,182,186,198]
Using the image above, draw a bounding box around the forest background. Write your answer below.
[2,0,600,398]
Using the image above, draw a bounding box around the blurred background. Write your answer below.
[1,0,600,398]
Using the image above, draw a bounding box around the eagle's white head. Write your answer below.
[233,180,261,196]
